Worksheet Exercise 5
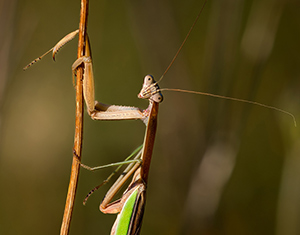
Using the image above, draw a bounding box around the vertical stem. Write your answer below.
[60,0,89,235]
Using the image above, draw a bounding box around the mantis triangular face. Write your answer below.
[138,75,163,103]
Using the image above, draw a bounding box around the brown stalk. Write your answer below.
[60,0,89,235]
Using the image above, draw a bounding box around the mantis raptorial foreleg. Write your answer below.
[71,34,159,124]
[24,30,152,124]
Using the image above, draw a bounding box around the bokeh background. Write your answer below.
[1,0,300,234]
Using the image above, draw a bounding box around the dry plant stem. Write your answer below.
[141,102,159,183]
[60,1,89,235]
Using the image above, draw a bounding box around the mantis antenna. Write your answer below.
[157,0,207,84]
[159,88,297,127]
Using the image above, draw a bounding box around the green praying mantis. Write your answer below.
[24,0,297,234]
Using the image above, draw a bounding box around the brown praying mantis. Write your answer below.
[25,25,163,234]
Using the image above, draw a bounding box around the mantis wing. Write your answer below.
[111,182,146,235]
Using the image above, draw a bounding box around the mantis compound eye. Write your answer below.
[144,74,154,86]
[151,92,163,103]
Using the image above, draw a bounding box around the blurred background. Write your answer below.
[1,0,300,234]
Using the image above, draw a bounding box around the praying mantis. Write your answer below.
[25,21,163,235]
[24,0,297,234]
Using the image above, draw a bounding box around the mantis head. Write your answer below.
[138,75,163,103]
